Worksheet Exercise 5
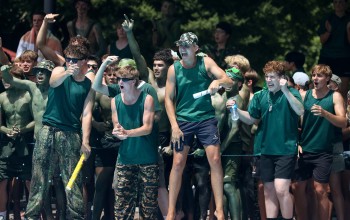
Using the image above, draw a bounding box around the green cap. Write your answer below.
[225,67,244,82]
[118,58,136,68]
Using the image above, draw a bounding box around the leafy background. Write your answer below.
[0,0,336,75]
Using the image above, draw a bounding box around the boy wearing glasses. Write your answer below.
[111,65,159,219]
[24,44,95,220]
[164,32,233,220]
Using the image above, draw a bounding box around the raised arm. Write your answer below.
[122,15,149,81]
[0,37,10,65]
[280,78,304,116]
[50,65,78,88]
[37,14,65,66]
[92,56,118,96]
[205,56,233,93]
[1,65,35,93]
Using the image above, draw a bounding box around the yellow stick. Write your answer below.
[66,154,85,191]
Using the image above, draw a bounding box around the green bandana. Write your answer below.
[225,67,244,82]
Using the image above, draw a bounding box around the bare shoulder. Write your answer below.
[333,91,344,102]
[52,66,66,74]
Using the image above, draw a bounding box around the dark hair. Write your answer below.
[69,36,90,50]
[244,68,260,86]
[216,22,232,35]
[32,11,46,18]
[285,51,305,69]
[87,55,101,66]
[74,0,92,7]
[153,48,174,66]
[64,45,89,59]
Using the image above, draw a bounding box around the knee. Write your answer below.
[209,155,221,167]
[275,186,290,198]
[172,158,186,172]
[224,182,236,194]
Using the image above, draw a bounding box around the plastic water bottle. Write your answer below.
[230,104,239,121]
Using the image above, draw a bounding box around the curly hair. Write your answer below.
[263,61,285,76]
[153,48,174,66]
[64,44,89,60]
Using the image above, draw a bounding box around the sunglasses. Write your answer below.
[117,77,134,82]
[87,64,98,70]
[65,57,84,63]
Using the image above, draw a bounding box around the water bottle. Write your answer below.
[230,104,239,121]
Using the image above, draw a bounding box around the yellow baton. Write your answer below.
[66,154,85,191]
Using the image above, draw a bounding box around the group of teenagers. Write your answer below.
[1,1,350,220]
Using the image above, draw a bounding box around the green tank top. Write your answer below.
[175,56,215,122]
[43,75,91,131]
[115,92,158,165]
[301,90,335,153]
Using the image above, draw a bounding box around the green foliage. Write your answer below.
[0,0,340,74]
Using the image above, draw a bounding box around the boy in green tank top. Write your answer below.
[25,44,95,220]
[235,61,304,220]
[111,66,159,219]
[293,64,347,220]
[164,32,233,220]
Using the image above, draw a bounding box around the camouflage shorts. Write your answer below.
[114,163,159,220]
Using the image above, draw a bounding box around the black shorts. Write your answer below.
[94,136,119,167]
[252,156,261,179]
[0,155,32,181]
[260,154,296,183]
[294,152,333,184]
[177,118,220,151]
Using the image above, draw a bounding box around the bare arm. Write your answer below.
[205,57,233,93]
[50,65,78,88]
[165,65,184,146]
[1,65,35,93]
[122,15,149,81]
[280,79,304,116]
[111,95,155,138]
[127,95,155,137]
[37,14,65,66]
[92,56,118,96]
[0,97,12,135]
[81,88,95,159]
[312,91,346,128]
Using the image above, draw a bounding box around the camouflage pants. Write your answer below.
[114,163,159,220]
[25,125,84,220]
